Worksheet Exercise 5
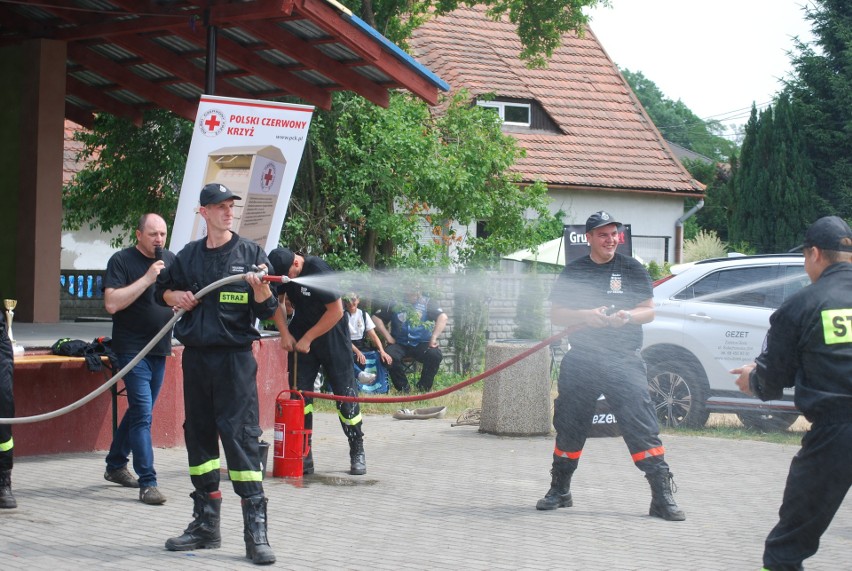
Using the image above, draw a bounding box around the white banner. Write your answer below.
[170,95,314,254]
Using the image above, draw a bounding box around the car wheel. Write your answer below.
[647,360,709,428]
[737,412,798,432]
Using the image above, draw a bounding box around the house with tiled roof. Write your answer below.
[410,5,705,263]
[61,120,122,271]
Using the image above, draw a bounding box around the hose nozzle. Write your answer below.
[262,275,290,284]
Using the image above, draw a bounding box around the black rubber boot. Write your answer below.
[303,436,314,475]
[349,437,366,475]
[646,469,686,521]
[0,469,17,509]
[242,495,276,565]
[535,461,573,511]
[165,491,222,551]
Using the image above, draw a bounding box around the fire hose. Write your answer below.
[300,326,580,404]
[0,267,278,425]
[0,268,580,422]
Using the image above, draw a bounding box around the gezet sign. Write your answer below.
[563,224,633,263]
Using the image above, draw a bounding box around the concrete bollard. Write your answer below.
[480,339,552,436]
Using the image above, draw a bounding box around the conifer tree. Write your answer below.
[785,0,852,218]
[730,96,818,252]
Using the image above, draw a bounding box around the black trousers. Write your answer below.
[553,350,668,475]
[0,331,13,472]
[290,336,363,441]
[385,342,442,392]
[182,348,264,498]
[763,421,852,571]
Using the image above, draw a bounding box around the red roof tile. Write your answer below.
[410,6,704,195]
[63,120,88,185]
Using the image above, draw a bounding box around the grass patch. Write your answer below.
[662,414,808,446]
[312,371,808,447]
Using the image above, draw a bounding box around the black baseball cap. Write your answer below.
[585,211,622,233]
[199,183,241,206]
[268,247,295,276]
[802,216,852,252]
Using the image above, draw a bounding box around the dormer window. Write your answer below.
[477,100,531,127]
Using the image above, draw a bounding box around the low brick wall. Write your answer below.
[12,336,288,456]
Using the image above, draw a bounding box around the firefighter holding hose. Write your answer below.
[155,183,279,565]
[536,211,685,521]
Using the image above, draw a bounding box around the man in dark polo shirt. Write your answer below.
[103,213,176,505]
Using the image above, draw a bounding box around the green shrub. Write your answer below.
[645,260,672,281]
[683,229,727,262]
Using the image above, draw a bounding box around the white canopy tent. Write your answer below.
[504,236,644,267]
[503,237,566,266]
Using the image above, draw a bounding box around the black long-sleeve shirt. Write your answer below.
[750,263,852,424]
[155,234,278,349]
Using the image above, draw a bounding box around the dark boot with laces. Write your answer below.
[0,469,17,509]
[536,461,574,510]
[646,469,686,521]
[165,490,222,551]
[349,437,366,475]
[242,495,276,565]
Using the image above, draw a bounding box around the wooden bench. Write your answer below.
[14,353,101,365]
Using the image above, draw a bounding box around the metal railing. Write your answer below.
[59,270,109,321]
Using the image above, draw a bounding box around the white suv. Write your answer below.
[641,254,809,431]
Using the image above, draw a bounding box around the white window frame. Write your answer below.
[476,100,531,127]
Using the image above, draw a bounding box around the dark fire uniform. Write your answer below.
[156,233,278,498]
[0,314,14,473]
[550,252,668,474]
[748,262,852,570]
[274,256,363,446]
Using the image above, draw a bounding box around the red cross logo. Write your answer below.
[198,108,226,137]
[260,163,276,192]
[204,114,221,131]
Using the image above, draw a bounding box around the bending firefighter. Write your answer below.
[155,183,279,565]
[537,211,685,521]
[269,247,366,476]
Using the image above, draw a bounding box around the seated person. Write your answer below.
[343,293,391,383]
[372,289,447,393]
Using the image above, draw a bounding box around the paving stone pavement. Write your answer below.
[1,412,850,570]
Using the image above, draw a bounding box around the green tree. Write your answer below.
[62,0,597,255]
[351,0,606,67]
[513,265,547,340]
[62,109,192,244]
[682,159,733,242]
[451,271,491,375]
[785,0,852,218]
[620,69,736,161]
[619,69,740,242]
[286,90,560,269]
[730,96,818,253]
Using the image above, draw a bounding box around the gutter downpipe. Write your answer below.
[674,199,704,264]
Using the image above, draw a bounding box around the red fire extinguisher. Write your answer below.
[273,389,311,478]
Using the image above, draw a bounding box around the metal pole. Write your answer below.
[204,8,217,95]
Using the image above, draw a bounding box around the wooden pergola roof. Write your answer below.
[0,0,449,127]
